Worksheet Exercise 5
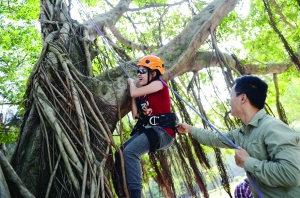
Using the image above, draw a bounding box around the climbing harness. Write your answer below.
[145,113,177,127]
[130,98,177,153]
[131,96,178,137]
[135,113,177,131]
[74,1,263,197]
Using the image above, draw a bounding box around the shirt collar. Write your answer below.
[239,109,266,134]
[248,109,266,127]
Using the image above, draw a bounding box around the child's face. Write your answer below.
[137,66,149,86]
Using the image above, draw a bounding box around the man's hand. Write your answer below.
[176,123,192,134]
[235,147,250,168]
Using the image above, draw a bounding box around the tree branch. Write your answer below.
[156,0,241,80]
[84,0,132,41]
[171,51,293,77]
[109,25,152,51]
[127,0,187,12]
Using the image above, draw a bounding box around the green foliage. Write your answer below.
[0,0,42,143]
[1,0,39,20]
[217,0,299,64]
[0,128,19,144]
[113,116,134,145]
[280,68,300,130]
[0,16,41,84]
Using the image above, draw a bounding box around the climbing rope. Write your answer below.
[73,1,263,197]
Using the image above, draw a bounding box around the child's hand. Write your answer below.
[127,78,135,85]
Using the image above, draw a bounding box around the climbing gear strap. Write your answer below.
[142,113,177,129]
[130,113,177,136]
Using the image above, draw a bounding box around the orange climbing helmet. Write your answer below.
[137,55,165,74]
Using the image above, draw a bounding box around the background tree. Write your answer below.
[0,0,299,197]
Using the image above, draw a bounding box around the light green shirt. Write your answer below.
[190,109,300,198]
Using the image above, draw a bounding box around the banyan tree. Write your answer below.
[0,0,299,197]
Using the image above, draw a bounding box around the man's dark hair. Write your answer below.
[234,75,268,109]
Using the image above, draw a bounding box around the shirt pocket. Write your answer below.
[246,139,268,160]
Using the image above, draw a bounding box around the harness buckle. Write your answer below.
[149,116,159,125]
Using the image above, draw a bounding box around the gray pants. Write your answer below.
[115,126,174,192]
